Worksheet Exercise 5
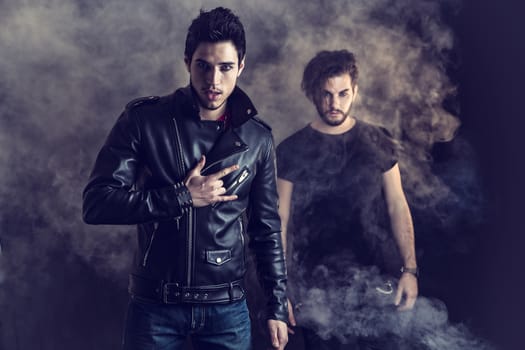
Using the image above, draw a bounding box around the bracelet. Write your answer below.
[174,182,193,213]
[400,266,419,278]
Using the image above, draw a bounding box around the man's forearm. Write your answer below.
[389,200,417,268]
[82,181,191,225]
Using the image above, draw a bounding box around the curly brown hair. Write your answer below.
[302,50,358,101]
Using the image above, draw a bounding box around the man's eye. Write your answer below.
[197,62,210,70]
[339,92,349,97]
[220,65,233,72]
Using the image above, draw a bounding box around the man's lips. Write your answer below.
[326,110,343,116]
[203,89,222,101]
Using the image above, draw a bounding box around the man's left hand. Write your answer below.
[267,319,288,349]
[394,273,418,311]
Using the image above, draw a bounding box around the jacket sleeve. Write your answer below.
[82,109,192,225]
[247,134,289,322]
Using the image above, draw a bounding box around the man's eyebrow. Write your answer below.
[194,59,236,66]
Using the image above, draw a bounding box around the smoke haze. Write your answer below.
[0,0,490,349]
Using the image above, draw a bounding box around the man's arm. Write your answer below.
[276,178,293,254]
[382,163,418,310]
[83,110,236,225]
[276,178,298,332]
[247,136,288,349]
[82,110,192,225]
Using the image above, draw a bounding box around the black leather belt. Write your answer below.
[128,274,245,304]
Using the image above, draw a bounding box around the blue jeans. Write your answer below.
[122,296,252,350]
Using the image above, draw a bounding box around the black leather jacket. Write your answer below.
[83,86,287,321]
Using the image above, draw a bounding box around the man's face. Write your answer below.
[186,41,244,112]
[314,74,358,127]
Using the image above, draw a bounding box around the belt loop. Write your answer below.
[228,282,234,301]
[163,283,169,304]
[157,280,164,298]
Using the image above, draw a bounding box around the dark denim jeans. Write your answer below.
[123,296,251,350]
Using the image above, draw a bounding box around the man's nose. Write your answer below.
[330,96,339,109]
[206,67,221,85]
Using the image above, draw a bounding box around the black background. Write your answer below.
[440,1,525,349]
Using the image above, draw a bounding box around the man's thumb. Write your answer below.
[193,155,206,173]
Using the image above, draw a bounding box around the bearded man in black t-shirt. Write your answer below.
[276,50,418,349]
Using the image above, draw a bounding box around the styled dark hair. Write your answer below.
[185,7,246,64]
[301,50,358,101]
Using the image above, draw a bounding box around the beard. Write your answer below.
[198,97,226,111]
[317,106,352,127]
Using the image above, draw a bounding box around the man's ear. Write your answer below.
[237,57,246,77]
[184,56,191,73]
[352,85,359,101]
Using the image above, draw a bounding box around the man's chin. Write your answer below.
[199,98,226,111]
[322,114,347,127]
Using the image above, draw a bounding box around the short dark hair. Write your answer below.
[301,50,358,101]
[184,7,246,64]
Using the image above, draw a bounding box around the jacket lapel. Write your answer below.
[201,129,249,175]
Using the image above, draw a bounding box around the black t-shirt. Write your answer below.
[276,120,398,285]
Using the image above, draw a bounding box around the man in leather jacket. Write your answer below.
[82,7,288,350]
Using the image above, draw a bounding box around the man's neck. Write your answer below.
[310,116,356,135]
[199,103,227,121]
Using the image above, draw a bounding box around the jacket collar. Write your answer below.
[174,85,258,128]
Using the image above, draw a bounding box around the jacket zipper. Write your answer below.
[173,118,193,286]
[142,222,159,267]
[212,167,251,209]
[188,208,195,286]
[239,217,245,269]
[226,167,250,193]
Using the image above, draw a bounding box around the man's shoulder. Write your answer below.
[250,116,272,132]
[125,96,161,110]
[122,94,176,124]
[240,116,275,143]
[355,119,394,143]
[278,125,312,149]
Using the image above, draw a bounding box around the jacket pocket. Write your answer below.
[206,249,232,266]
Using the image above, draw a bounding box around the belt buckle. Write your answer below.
[163,283,182,304]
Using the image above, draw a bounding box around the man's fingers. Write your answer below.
[213,194,238,203]
[394,285,403,306]
[397,293,417,311]
[395,274,418,311]
[405,295,417,309]
[192,155,206,173]
[211,186,227,196]
[209,164,239,180]
[268,320,288,350]
[201,179,224,192]
[288,299,296,326]
[268,323,279,348]
[287,300,297,334]
[185,156,207,186]
[277,327,288,350]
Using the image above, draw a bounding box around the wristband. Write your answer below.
[400,266,419,278]
[174,182,193,213]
